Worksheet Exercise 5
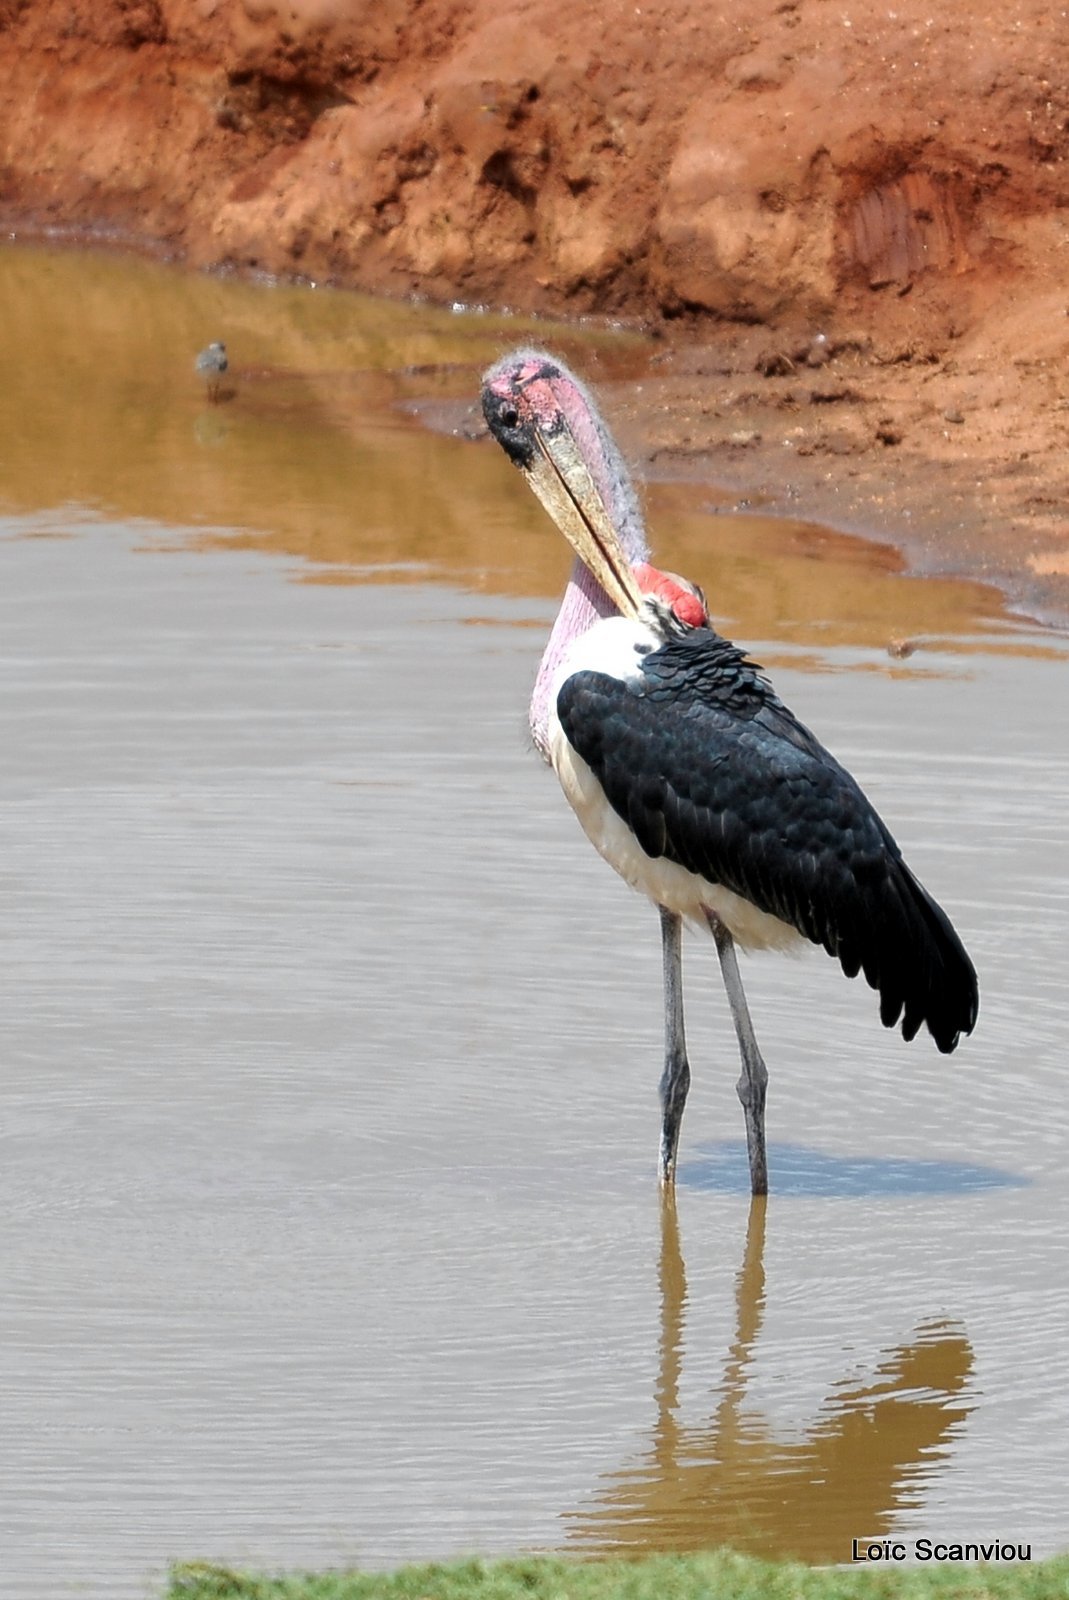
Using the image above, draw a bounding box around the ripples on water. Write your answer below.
[0,246,1067,1597]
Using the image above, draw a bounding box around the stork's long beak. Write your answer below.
[482,363,645,622]
[523,416,645,621]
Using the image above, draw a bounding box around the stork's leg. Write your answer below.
[706,912,769,1196]
[658,906,691,1187]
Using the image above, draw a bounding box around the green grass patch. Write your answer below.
[166,1550,1069,1600]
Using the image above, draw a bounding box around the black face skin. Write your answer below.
[481,385,535,469]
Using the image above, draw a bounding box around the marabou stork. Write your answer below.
[481,349,979,1195]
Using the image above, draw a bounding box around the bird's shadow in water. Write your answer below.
[679,1140,1029,1197]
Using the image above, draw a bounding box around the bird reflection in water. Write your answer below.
[564,1199,973,1563]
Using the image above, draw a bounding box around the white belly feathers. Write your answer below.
[546,616,805,954]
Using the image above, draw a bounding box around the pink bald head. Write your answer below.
[482,348,650,567]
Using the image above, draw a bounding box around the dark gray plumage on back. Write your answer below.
[557,622,978,1055]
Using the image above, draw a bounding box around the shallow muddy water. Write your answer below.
[1,247,1068,1597]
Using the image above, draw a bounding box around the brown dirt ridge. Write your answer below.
[3,0,1068,619]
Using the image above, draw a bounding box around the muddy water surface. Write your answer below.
[1,247,1068,1597]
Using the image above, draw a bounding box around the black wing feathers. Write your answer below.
[557,628,978,1053]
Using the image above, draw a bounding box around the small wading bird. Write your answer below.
[194,340,229,403]
[481,350,978,1194]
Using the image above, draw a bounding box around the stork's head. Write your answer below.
[482,349,657,622]
[482,349,708,633]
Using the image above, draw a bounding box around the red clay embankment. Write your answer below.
[3,0,1069,614]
